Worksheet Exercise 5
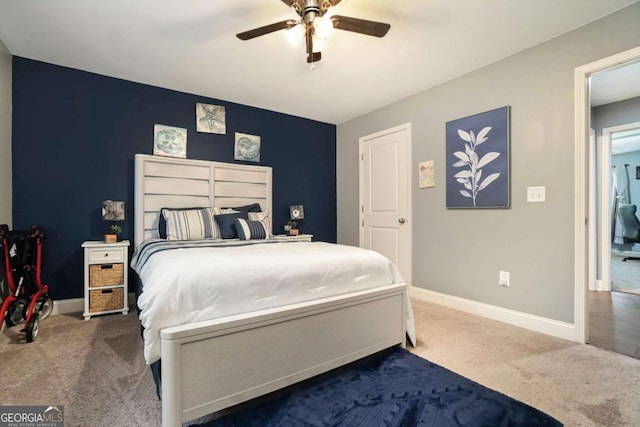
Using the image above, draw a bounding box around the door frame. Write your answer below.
[598,126,611,293]
[599,121,640,294]
[574,46,640,343]
[358,122,413,285]
[588,128,597,292]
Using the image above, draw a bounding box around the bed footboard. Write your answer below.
[160,283,407,426]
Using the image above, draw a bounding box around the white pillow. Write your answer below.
[163,207,221,240]
[220,208,239,214]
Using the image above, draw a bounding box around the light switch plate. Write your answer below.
[499,270,510,287]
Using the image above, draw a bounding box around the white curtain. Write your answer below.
[612,164,630,245]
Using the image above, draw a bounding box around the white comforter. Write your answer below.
[134,240,415,364]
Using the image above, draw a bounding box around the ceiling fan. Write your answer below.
[236,0,390,64]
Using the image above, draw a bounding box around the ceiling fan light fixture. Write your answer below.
[311,34,328,53]
[313,16,334,40]
[285,24,305,47]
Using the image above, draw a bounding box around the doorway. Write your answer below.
[576,46,640,354]
[597,122,640,293]
[575,46,640,344]
[592,121,640,358]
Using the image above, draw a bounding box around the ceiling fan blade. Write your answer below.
[236,20,296,40]
[307,51,322,63]
[331,15,390,37]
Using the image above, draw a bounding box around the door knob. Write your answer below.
[398,218,406,224]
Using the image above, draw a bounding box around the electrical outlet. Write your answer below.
[499,270,510,287]
[527,186,546,202]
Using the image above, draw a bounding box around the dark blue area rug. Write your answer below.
[198,347,562,427]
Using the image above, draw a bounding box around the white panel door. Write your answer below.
[359,123,412,285]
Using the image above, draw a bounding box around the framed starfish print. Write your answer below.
[196,103,226,134]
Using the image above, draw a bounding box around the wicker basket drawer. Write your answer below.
[89,287,124,313]
[89,263,124,287]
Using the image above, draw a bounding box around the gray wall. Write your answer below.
[592,96,640,136]
[0,38,11,227]
[337,3,640,324]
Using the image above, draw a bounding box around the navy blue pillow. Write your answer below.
[222,203,262,213]
[215,212,249,239]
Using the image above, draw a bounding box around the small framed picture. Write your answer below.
[289,205,305,220]
[419,160,435,189]
[234,132,261,162]
[102,200,125,221]
[154,124,187,158]
[196,103,226,134]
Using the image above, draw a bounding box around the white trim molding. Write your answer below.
[51,293,136,316]
[411,287,576,342]
[598,121,640,294]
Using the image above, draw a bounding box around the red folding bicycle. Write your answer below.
[0,224,53,342]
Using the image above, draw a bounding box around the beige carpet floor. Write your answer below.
[2,300,640,427]
[0,310,161,426]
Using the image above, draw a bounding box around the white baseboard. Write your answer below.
[51,297,84,316]
[410,287,576,342]
[52,292,136,316]
[590,279,601,291]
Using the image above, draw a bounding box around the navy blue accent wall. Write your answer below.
[12,57,336,300]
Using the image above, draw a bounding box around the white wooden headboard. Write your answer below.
[134,154,273,248]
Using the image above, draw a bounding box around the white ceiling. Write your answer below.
[0,0,638,124]
[591,60,640,107]
[591,60,640,155]
[611,128,640,155]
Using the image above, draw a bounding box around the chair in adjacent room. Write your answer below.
[616,204,640,261]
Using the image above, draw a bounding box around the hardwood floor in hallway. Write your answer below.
[589,290,640,359]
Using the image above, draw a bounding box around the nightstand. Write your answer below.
[271,234,313,242]
[82,240,130,320]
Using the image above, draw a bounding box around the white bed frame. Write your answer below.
[134,154,407,427]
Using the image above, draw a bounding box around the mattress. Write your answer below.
[132,239,415,364]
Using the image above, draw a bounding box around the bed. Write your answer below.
[133,154,414,427]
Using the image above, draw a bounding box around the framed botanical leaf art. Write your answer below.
[445,106,510,208]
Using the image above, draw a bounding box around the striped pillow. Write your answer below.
[235,218,267,240]
[248,210,272,237]
[163,207,221,240]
